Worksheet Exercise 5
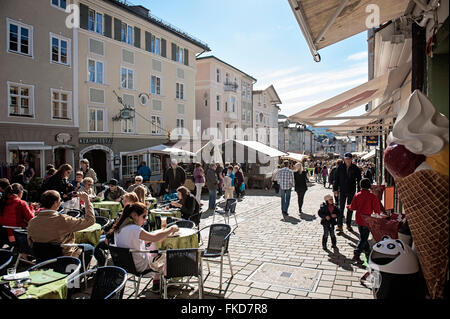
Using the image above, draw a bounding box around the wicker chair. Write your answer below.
[95,216,110,229]
[12,228,35,270]
[167,219,196,229]
[26,256,81,284]
[0,249,13,275]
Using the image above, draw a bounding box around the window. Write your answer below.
[87,9,104,34]
[121,117,134,133]
[151,115,163,134]
[51,0,66,10]
[176,118,185,135]
[88,107,105,132]
[225,73,230,83]
[176,83,184,100]
[242,108,246,121]
[231,97,236,112]
[8,82,34,117]
[151,75,161,95]
[121,67,134,89]
[151,35,160,55]
[216,122,222,139]
[225,102,228,112]
[51,89,71,119]
[241,81,246,97]
[216,69,221,83]
[7,19,33,57]
[50,34,70,65]
[88,59,103,84]
[216,95,221,111]
[175,46,184,64]
[150,154,161,173]
[121,22,133,44]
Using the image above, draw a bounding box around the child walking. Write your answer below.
[318,194,339,250]
[347,178,381,263]
[223,165,235,200]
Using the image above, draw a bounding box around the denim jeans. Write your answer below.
[322,175,327,187]
[77,243,95,271]
[94,236,107,266]
[337,192,355,227]
[208,189,216,210]
[354,225,371,257]
[322,224,336,245]
[280,189,292,213]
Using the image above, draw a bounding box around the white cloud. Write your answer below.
[347,51,368,61]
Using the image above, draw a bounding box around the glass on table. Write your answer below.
[160,216,167,230]
[7,268,16,276]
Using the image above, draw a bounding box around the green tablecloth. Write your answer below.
[75,223,102,246]
[156,228,199,250]
[93,201,122,219]
[17,270,68,299]
[149,208,182,224]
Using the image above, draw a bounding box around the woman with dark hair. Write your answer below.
[40,164,75,201]
[11,165,26,187]
[0,183,38,243]
[171,186,200,226]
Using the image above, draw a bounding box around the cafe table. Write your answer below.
[93,201,122,219]
[75,223,102,247]
[155,227,199,250]
[146,197,157,209]
[149,208,182,226]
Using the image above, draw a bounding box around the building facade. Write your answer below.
[277,116,314,155]
[252,85,280,148]
[195,56,256,142]
[0,0,78,178]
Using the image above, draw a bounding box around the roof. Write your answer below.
[104,0,211,51]
[196,56,257,82]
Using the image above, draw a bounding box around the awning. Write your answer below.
[195,140,224,165]
[123,144,196,157]
[220,140,287,158]
[281,152,309,162]
[7,142,52,151]
[288,0,411,61]
[361,149,376,160]
[288,62,410,125]
[351,151,369,158]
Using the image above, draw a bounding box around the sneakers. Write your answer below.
[336,226,343,233]
[352,255,363,264]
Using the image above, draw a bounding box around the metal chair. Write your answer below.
[68,266,127,299]
[0,249,13,275]
[95,216,110,229]
[198,223,235,294]
[108,245,158,299]
[213,198,238,226]
[26,256,81,284]
[167,219,196,229]
[12,229,35,270]
[154,215,178,230]
[0,226,15,250]
[64,209,82,218]
[162,248,204,299]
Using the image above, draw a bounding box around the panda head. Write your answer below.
[369,236,419,274]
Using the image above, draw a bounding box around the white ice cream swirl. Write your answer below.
[387,90,449,156]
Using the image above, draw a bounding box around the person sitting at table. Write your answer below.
[101,179,126,202]
[127,176,150,195]
[0,183,38,244]
[71,171,84,191]
[0,178,10,200]
[40,164,75,202]
[27,190,95,271]
[109,203,179,291]
[79,177,97,202]
[170,186,200,227]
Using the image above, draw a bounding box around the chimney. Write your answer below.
[130,5,150,17]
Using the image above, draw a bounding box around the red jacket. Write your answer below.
[0,195,35,238]
[347,189,381,226]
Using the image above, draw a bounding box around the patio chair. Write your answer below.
[108,245,159,299]
[213,198,238,226]
[167,219,196,229]
[68,266,127,299]
[12,228,35,270]
[26,256,81,284]
[95,216,110,229]
[64,209,82,218]
[154,215,178,230]
[198,223,235,295]
[0,249,13,275]
[0,226,15,250]
[162,248,204,299]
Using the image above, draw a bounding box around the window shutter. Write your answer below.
[171,43,177,61]
[134,27,141,48]
[114,18,122,41]
[184,48,189,66]
[104,14,112,38]
[145,31,152,52]
[161,38,167,57]
[79,3,89,30]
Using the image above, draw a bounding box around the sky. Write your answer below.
[135,0,369,127]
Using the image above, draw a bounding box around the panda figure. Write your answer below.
[368,236,427,299]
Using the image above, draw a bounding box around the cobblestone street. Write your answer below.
[112,180,374,299]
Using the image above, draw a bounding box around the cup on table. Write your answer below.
[160,216,167,230]
[7,268,16,276]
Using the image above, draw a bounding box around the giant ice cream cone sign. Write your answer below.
[384,90,449,299]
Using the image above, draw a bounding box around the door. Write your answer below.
[83,150,107,183]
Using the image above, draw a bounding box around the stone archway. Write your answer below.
[79,145,114,183]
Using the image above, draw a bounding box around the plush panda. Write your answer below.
[369,235,419,275]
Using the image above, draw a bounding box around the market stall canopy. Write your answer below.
[7,142,53,151]
[351,151,369,158]
[232,140,288,157]
[194,140,224,165]
[281,152,309,162]
[361,149,376,160]
[287,0,411,61]
[288,62,410,125]
[122,144,196,157]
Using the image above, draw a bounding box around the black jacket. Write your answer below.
[329,167,337,184]
[294,171,308,192]
[40,174,75,201]
[164,166,186,191]
[332,163,362,194]
[180,194,200,225]
[317,202,339,226]
[363,169,373,184]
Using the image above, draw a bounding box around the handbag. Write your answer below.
[240,183,245,192]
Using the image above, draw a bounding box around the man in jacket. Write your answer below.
[205,163,218,211]
[164,159,186,194]
[333,153,362,233]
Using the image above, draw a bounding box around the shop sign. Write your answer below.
[366,136,379,146]
[79,137,113,145]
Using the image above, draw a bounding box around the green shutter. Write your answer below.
[79,3,89,30]
[184,48,189,66]
[114,18,122,41]
[104,14,112,38]
[145,31,152,52]
[134,27,141,48]
[161,38,167,57]
[171,43,177,61]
